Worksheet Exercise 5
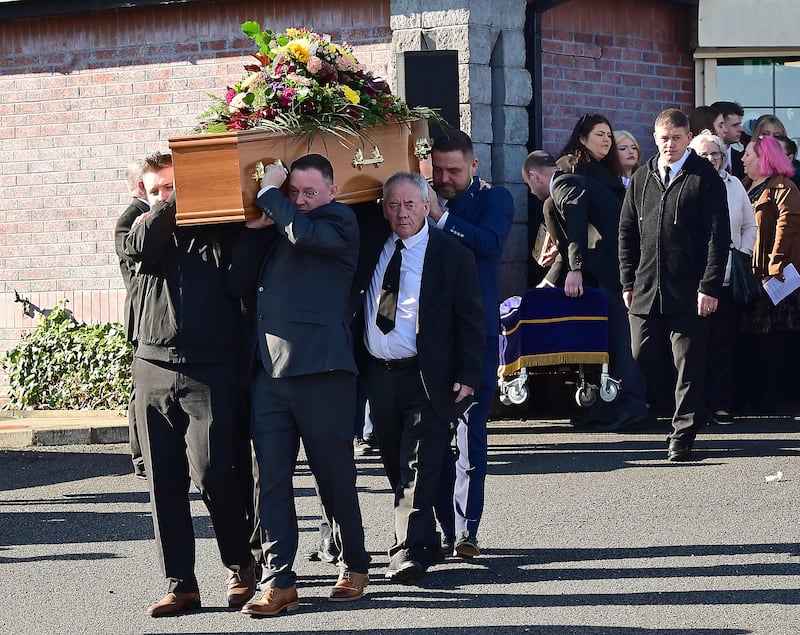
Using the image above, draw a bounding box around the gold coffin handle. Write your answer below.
[252,159,286,181]
[414,137,432,160]
[353,146,384,169]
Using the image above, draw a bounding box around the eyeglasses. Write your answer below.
[698,151,722,159]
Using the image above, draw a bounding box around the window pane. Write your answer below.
[775,108,800,144]
[775,58,800,103]
[717,59,773,107]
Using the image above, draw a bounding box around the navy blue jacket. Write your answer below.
[438,177,514,336]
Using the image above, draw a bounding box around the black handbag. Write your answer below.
[729,247,761,305]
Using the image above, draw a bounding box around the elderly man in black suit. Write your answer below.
[523,150,649,431]
[619,109,730,462]
[351,171,485,583]
[228,154,370,616]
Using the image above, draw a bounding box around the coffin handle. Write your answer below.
[352,146,384,169]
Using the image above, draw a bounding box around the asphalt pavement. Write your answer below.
[1,414,799,634]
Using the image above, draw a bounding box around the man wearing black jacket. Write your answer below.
[114,159,149,479]
[122,152,255,617]
[619,109,730,461]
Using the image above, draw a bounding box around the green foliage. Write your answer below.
[241,20,272,53]
[2,305,132,410]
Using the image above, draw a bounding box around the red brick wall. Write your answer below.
[0,0,391,399]
[539,0,695,158]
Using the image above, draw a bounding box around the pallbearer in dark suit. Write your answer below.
[352,171,485,583]
[228,155,370,616]
[524,150,649,431]
[123,153,254,617]
[429,131,514,559]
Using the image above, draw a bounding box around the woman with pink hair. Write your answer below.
[738,134,800,411]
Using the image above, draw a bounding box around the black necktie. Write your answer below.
[663,165,671,188]
[376,239,404,334]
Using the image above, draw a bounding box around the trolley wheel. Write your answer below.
[506,383,528,405]
[600,380,619,403]
[499,393,512,406]
[575,385,596,408]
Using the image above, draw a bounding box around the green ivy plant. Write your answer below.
[2,304,131,410]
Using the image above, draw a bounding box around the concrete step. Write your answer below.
[0,410,129,448]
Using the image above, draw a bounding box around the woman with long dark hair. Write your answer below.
[558,113,626,200]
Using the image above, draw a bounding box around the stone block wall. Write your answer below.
[391,0,533,302]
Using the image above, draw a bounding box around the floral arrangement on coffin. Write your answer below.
[195,22,443,140]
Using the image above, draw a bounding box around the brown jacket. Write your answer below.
[751,175,800,278]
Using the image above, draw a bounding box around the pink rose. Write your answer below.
[307,56,322,74]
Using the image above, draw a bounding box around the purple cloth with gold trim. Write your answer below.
[498,286,609,377]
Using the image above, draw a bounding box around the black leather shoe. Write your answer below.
[304,537,339,564]
[667,438,692,462]
[593,413,649,432]
[386,551,424,584]
[441,536,454,558]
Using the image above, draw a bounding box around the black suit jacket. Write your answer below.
[730,147,745,180]
[544,171,623,292]
[619,151,730,314]
[350,219,485,424]
[114,197,149,342]
[228,189,359,378]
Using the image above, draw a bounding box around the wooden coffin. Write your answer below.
[169,119,431,226]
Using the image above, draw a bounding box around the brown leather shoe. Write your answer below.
[226,559,256,607]
[241,586,299,617]
[146,591,201,617]
[328,570,369,602]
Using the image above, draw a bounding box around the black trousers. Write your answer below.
[629,311,710,441]
[134,357,252,594]
[250,367,369,589]
[366,361,450,564]
[128,381,144,475]
[706,286,739,414]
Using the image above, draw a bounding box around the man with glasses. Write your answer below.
[228,154,371,615]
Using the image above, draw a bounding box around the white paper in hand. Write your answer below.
[763,263,800,305]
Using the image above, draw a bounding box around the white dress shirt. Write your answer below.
[364,222,429,360]
[658,149,690,183]
[432,195,449,229]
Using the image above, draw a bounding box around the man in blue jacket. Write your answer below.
[429,131,514,558]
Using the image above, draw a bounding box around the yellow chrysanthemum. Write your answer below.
[285,28,299,37]
[342,85,360,105]
[288,41,310,63]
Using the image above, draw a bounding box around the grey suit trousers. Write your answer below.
[250,366,370,588]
